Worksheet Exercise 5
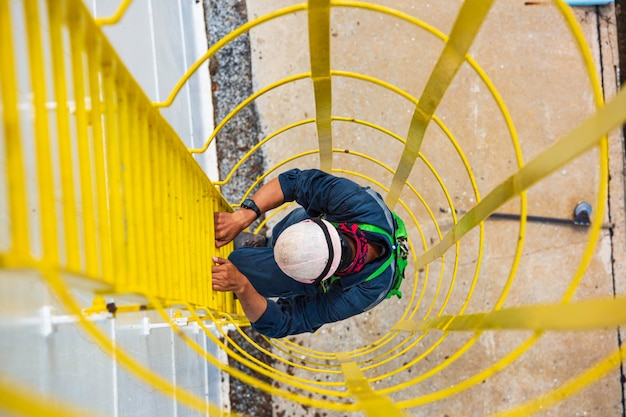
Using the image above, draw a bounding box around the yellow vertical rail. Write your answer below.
[191,165,200,303]
[307,0,333,172]
[68,5,99,276]
[386,0,495,208]
[336,353,408,417]
[102,56,127,287]
[182,156,190,302]
[86,29,111,281]
[24,0,59,262]
[94,0,133,27]
[151,119,168,296]
[133,103,150,292]
[0,0,29,261]
[118,83,138,291]
[198,179,208,306]
[171,143,182,300]
[47,0,81,270]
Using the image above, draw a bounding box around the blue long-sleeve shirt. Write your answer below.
[228,169,396,338]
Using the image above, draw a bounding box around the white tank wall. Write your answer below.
[0,271,226,417]
[85,0,218,180]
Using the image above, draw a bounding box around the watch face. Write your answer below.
[242,199,260,217]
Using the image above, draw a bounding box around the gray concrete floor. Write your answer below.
[228,1,626,416]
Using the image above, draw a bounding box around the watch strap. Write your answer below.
[241,198,261,219]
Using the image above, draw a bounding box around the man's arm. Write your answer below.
[214,177,285,247]
[211,256,267,322]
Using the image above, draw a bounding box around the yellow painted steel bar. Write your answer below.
[192,73,309,156]
[180,148,191,301]
[0,0,29,261]
[163,135,177,299]
[197,173,209,306]
[174,146,186,301]
[102,55,128,288]
[213,194,226,311]
[203,180,217,308]
[118,78,139,291]
[184,156,195,302]
[95,0,133,26]
[154,4,307,109]
[414,85,626,271]
[128,89,146,292]
[308,0,333,172]
[177,145,188,302]
[405,296,626,332]
[24,0,59,262]
[102,62,132,292]
[152,124,169,296]
[68,4,99,276]
[86,28,111,281]
[190,169,201,305]
[139,109,158,297]
[336,353,408,417]
[167,144,179,300]
[199,174,211,306]
[48,0,80,270]
[386,0,495,209]
[197,173,210,306]
[131,96,150,292]
[23,2,64,262]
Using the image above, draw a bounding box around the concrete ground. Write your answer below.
[215,1,626,416]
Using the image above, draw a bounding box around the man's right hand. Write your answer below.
[211,256,267,323]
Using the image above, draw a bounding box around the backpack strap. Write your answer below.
[358,219,406,299]
[329,215,405,299]
[324,188,407,300]
[355,223,393,283]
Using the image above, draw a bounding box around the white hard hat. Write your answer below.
[274,218,342,284]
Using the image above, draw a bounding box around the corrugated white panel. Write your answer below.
[85,0,217,179]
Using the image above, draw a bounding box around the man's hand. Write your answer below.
[214,210,256,248]
[211,256,248,292]
[211,256,268,323]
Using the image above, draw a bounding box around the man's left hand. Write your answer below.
[211,256,248,293]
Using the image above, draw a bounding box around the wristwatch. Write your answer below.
[240,198,261,219]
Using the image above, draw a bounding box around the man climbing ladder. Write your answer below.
[211,169,408,338]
